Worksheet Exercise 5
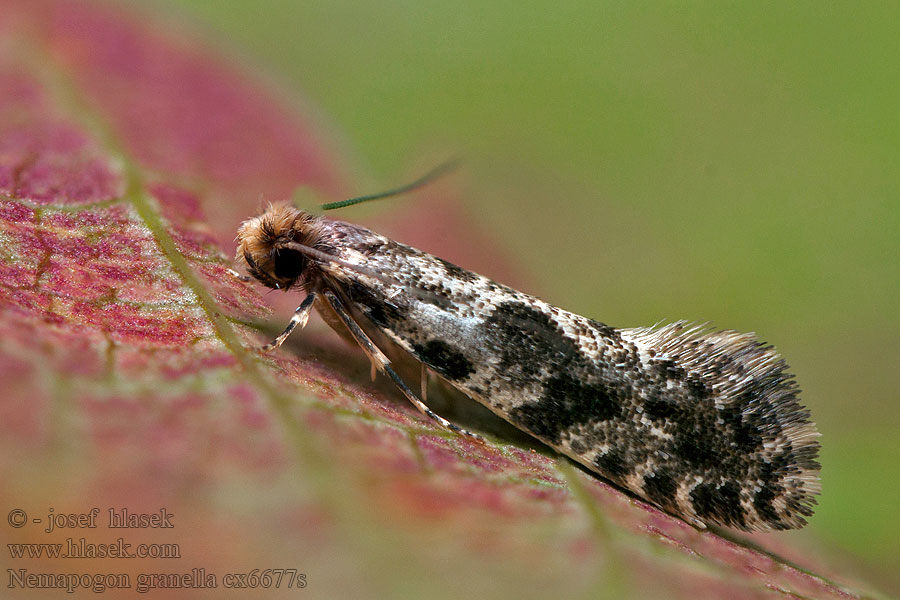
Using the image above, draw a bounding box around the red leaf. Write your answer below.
[0,2,879,598]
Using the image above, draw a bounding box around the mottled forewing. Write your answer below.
[311,218,820,531]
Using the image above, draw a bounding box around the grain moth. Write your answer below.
[235,175,820,532]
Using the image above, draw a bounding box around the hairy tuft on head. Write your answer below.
[235,204,323,290]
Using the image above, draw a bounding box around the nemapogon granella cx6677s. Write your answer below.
[235,177,820,532]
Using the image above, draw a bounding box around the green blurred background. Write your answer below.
[152,0,899,592]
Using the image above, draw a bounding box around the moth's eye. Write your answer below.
[272,248,307,281]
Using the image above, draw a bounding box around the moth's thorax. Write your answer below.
[235,204,325,290]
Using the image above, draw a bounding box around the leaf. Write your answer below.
[0,2,882,599]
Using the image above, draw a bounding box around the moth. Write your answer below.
[235,180,820,532]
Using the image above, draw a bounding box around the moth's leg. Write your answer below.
[322,289,482,441]
[262,291,318,351]
[420,363,429,404]
[227,267,251,283]
[321,290,390,380]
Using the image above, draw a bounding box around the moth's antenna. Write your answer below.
[321,159,459,211]
[283,241,454,305]
[283,242,402,286]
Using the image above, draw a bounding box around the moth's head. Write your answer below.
[235,204,322,290]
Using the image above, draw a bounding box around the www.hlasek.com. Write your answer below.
[8,568,308,593]
[9,537,180,559]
